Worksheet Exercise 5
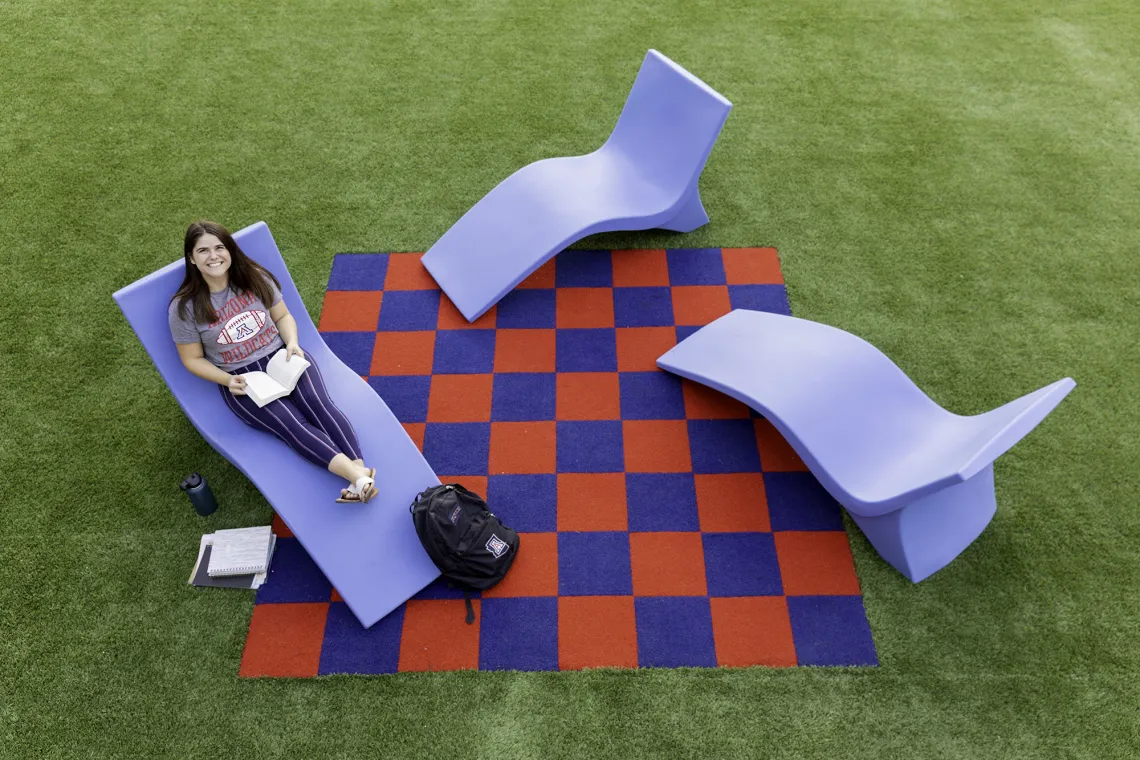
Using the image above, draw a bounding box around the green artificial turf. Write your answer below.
[2,0,1138,756]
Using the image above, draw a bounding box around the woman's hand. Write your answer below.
[228,376,247,395]
[285,342,305,361]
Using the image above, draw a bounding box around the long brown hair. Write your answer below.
[172,220,282,325]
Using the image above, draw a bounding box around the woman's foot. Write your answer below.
[336,468,377,503]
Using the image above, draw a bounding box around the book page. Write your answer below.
[265,349,310,394]
[240,371,283,406]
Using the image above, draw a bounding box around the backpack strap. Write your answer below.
[463,590,475,625]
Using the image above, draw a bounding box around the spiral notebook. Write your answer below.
[207,525,275,577]
[188,533,276,589]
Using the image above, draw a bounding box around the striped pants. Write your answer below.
[219,353,361,469]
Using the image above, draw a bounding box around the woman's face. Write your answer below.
[190,233,231,283]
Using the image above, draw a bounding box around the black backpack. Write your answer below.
[409,483,520,623]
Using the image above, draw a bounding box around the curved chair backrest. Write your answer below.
[113,222,440,628]
[603,49,732,196]
[113,223,327,445]
[657,309,1075,513]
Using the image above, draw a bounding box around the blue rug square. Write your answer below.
[556,420,624,473]
[487,474,557,532]
[255,537,333,603]
[496,288,556,329]
[613,286,675,327]
[635,597,717,667]
[432,330,496,374]
[626,473,700,531]
[556,328,617,372]
[688,419,763,473]
[619,371,686,420]
[491,373,556,421]
[328,253,388,291]
[479,597,559,671]
[666,248,726,286]
[556,249,613,287]
[558,532,632,595]
[787,596,879,666]
[765,472,845,531]
[318,602,404,675]
[368,375,430,423]
[377,290,441,331]
[702,532,784,597]
[728,284,792,316]
[322,331,375,377]
[675,325,702,343]
[422,422,490,475]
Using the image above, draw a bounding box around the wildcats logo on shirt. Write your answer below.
[216,310,267,345]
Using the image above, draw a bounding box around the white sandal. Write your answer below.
[335,469,377,503]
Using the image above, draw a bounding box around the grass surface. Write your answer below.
[2,0,1138,757]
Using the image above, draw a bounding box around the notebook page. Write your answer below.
[208,526,274,576]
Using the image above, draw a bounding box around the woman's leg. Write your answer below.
[288,355,363,463]
[218,357,372,493]
[221,384,341,469]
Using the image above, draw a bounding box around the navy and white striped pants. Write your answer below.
[219,353,361,468]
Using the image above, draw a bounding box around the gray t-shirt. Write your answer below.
[168,283,285,371]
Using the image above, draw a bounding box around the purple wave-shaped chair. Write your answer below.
[113,222,441,627]
[657,309,1075,582]
[421,49,733,322]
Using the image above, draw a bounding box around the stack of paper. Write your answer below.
[188,526,277,590]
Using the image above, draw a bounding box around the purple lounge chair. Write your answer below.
[113,222,440,627]
[657,309,1075,582]
[421,49,732,322]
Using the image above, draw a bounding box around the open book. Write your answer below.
[241,349,310,407]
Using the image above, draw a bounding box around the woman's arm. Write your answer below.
[176,341,243,391]
[269,300,302,357]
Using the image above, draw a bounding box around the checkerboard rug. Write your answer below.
[238,246,878,676]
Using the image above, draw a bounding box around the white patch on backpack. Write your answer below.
[449,505,462,524]
[485,533,508,558]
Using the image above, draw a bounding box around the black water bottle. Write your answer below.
[180,473,218,516]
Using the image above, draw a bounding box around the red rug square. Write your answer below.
[384,252,436,290]
[318,290,383,332]
[754,418,809,471]
[616,326,678,372]
[239,603,328,678]
[371,331,435,375]
[482,532,558,597]
[557,287,615,328]
[710,597,797,667]
[398,599,481,671]
[682,379,751,419]
[494,328,556,373]
[630,532,708,596]
[612,249,670,287]
[722,247,784,285]
[427,374,494,422]
[489,421,556,474]
[775,531,862,596]
[558,596,639,670]
[623,420,692,472]
[671,285,732,326]
[557,372,620,420]
[556,473,628,531]
[695,473,771,532]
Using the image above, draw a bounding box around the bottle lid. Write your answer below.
[180,473,202,491]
